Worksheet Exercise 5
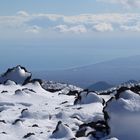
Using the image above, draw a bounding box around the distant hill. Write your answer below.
[33,55,140,88]
[87,81,114,91]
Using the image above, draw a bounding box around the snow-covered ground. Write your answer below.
[0,79,104,140]
[42,80,83,95]
[0,66,140,140]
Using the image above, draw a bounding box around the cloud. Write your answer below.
[0,11,31,29]
[0,17,27,29]
[121,24,140,32]
[37,14,64,21]
[54,25,87,33]
[25,25,41,34]
[70,25,87,33]
[99,0,140,8]
[93,22,114,32]
[17,11,29,17]
[0,11,140,38]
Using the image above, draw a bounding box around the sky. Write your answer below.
[0,0,140,71]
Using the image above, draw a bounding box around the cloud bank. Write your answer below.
[0,11,140,37]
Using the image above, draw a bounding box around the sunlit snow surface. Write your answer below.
[0,82,104,140]
[105,90,140,140]
[0,66,140,140]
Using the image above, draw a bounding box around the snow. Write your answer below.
[42,80,82,95]
[51,121,75,139]
[4,80,17,86]
[74,91,103,104]
[0,66,31,85]
[105,90,140,140]
[0,66,140,140]
[0,79,104,140]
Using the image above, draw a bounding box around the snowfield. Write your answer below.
[0,66,140,140]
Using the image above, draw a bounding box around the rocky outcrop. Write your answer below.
[0,65,31,85]
[74,91,103,105]
[51,121,75,139]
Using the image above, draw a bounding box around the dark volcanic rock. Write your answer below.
[23,133,35,138]
[76,120,110,139]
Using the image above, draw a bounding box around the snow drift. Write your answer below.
[0,65,139,140]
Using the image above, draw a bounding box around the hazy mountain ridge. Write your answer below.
[33,55,140,87]
[87,81,114,91]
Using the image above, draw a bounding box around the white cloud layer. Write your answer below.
[17,11,29,17]
[93,22,114,32]
[0,11,140,37]
[54,25,87,33]
[25,25,41,34]
[121,24,140,32]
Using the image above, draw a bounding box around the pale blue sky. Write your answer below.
[0,0,140,71]
[0,0,140,15]
[0,0,124,15]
